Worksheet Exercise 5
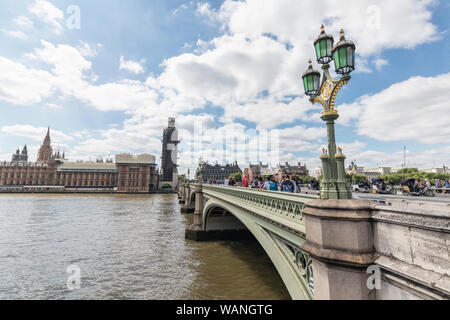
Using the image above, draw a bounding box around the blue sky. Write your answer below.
[0,0,449,174]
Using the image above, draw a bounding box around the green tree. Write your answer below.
[346,174,367,184]
[380,170,450,185]
[229,172,243,183]
[397,168,419,174]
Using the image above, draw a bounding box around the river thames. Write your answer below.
[0,194,290,300]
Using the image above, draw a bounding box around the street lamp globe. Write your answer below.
[302,59,321,96]
[314,24,334,64]
[331,29,356,75]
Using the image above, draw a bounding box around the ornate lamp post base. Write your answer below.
[319,111,352,200]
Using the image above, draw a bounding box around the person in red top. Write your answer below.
[242,168,249,188]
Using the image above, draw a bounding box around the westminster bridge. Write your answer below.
[178,183,450,300]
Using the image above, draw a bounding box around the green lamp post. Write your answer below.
[302,25,355,200]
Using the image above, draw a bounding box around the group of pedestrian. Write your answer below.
[411,179,432,192]
[224,177,236,186]
[245,174,302,193]
[435,179,450,193]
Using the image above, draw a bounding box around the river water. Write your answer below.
[0,194,290,300]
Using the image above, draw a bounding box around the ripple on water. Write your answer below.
[0,194,290,300]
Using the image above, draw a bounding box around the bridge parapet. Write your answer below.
[301,199,450,300]
[372,202,449,299]
[201,185,318,235]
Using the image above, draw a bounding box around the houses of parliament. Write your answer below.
[0,120,179,193]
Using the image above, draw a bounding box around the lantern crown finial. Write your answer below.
[308,58,313,67]
[340,29,345,40]
[320,24,325,33]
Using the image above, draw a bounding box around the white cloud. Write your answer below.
[172,3,190,15]
[355,58,373,74]
[79,80,158,111]
[155,0,440,130]
[195,2,221,22]
[374,58,388,71]
[28,0,64,34]
[2,30,28,40]
[13,16,34,28]
[1,125,74,143]
[120,56,145,74]
[221,96,320,129]
[352,73,450,144]
[0,56,55,105]
[20,41,161,113]
[219,0,439,57]
[27,40,91,77]
[78,41,100,58]
[44,103,62,109]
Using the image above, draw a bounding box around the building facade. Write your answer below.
[116,154,158,193]
[276,162,309,181]
[56,161,118,189]
[311,167,323,179]
[0,129,158,193]
[11,145,28,165]
[247,162,276,182]
[196,162,242,182]
[420,167,446,174]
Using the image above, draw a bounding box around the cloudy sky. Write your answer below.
[0,0,449,174]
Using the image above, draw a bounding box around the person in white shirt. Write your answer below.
[224,178,230,186]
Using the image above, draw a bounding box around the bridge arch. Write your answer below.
[202,198,314,300]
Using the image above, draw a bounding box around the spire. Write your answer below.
[43,127,51,146]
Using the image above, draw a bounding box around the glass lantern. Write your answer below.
[331,29,355,75]
[314,25,334,64]
[302,60,321,96]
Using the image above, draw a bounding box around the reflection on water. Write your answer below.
[0,194,290,300]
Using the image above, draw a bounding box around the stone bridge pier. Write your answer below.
[178,183,184,203]
[180,184,194,214]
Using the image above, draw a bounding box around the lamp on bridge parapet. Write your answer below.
[302,25,355,200]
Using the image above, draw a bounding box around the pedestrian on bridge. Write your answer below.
[257,177,264,189]
[436,179,443,193]
[444,179,450,194]
[263,175,278,191]
[293,177,301,193]
[242,169,249,188]
[281,176,295,193]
